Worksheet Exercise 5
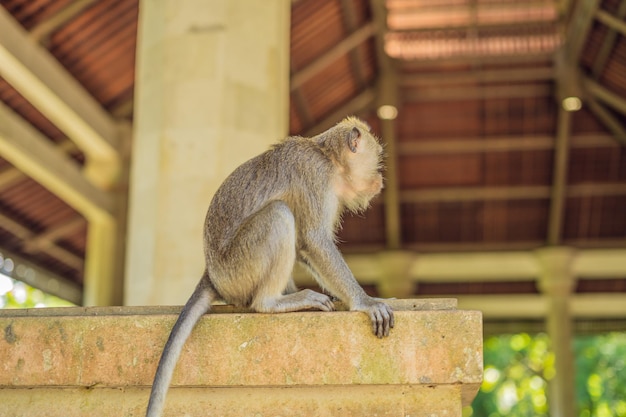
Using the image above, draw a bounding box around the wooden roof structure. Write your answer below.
[0,0,625,311]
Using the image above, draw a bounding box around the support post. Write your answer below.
[536,247,576,417]
[125,0,290,305]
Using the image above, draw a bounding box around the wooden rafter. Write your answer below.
[0,7,120,187]
[290,56,313,128]
[371,0,402,250]
[339,0,368,89]
[110,98,135,119]
[29,0,98,43]
[402,52,554,69]
[592,0,626,78]
[22,217,85,253]
[403,185,550,203]
[404,84,552,102]
[401,67,555,87]
[290,22,375,90]
[0,166,23,190]
[292,89,314,128]
[548,0,600,246]
[547,108,571,246]
[391,1,559,14]
[563,0,600,62]
[397,135,617,155]
[596,8,626,37]
[0,247,81,304]
[0,212,83,270]
[585,96,626,146]
[400,183,626,203]
[391,20,556,33]
[303,88,376,136]
[584,77,626,116]
[0,101,115,221]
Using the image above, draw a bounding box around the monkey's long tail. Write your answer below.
[146,276,217,417]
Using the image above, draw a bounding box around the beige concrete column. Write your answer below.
[125,0,290,305]
[536,247,576,417]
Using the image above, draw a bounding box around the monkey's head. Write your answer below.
[320,116,385,213]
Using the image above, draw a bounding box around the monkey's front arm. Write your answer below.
[299,232,394,338]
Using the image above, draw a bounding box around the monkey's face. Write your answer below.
[339,119,385,212]
[360,139,384,198]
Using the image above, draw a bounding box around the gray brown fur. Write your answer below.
[146,117,394,417]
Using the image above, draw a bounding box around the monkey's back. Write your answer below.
[203,137,336,258]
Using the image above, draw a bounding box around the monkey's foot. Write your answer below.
[253,289,334,313]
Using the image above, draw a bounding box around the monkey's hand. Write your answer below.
[353,298,394,338]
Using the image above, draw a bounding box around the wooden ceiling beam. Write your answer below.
[591,0,626,78]
[567,183,626,197]
[558,0,573,18]
[585,96,626,146]
[110,98,135,119]
[0,100,115,221]
[595,8,626,37]
[0,212,83,270]
[397,135,617,155]
[289,54,313,127]
[401,67,555,87]
[297,247,626,287]
[402,52,554,68]
[392,1,559,14]
[0,166,24,190]
[291,89,314,128]
[303,88,375,137]
[23,217,86,253]
[400,183,626,203]
[29,0,98,43]
[371,0,402,251]
[563,0,600,62]
[339,0,368,89]
[0,7,120,188]
[402,186,550,203]
[547,107,571,246]
[390,20,556,33]
[290,22,375,90]
[584,77,626,116]
[404,84,552,102]
[0,247,82,304]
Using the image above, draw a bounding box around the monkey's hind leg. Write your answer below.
[219,200,334,314]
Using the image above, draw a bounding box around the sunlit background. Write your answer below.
[1,0,625,415]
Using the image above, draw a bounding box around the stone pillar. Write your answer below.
[536,247,576,417]
[125,0,290,305]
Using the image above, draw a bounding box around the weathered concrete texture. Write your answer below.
[0,299,482,416]
[0,385,461,417]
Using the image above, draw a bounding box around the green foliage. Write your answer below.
[575,333,626,417]
[0,274,74,308]
[467,333,552,417]
[465,331,626,417]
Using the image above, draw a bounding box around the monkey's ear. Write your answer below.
[348,127,361,153]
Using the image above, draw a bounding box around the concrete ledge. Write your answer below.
[0,299,482,417]
[0,385,462,417]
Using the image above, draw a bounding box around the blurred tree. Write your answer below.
[575,333,626,417]
[466,332,626,417]
[0,274,74,308]
[467,333,552,417]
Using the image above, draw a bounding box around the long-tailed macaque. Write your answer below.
[146,117,394,417]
